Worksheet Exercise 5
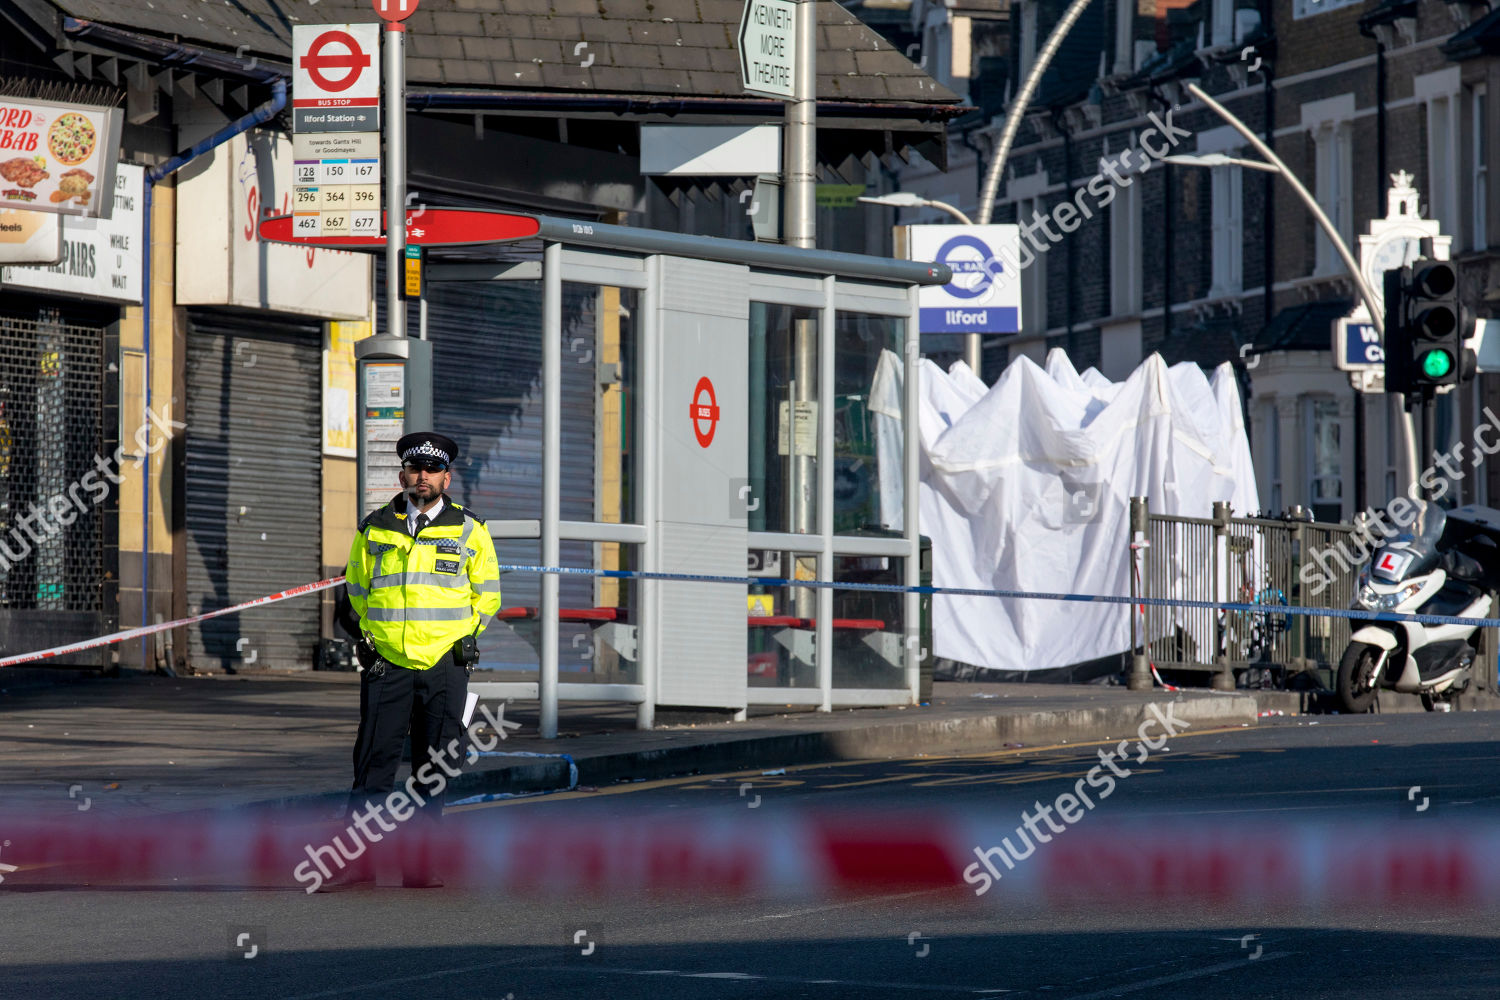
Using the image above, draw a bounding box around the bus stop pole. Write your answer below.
[904,285,921,702]
[384,22,406,340]
[541,243,562,738]
[816,277,835,711]
[784,0,816,249]
[637,260,660,730]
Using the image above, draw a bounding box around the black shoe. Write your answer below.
[314,863,376,892]
[401,872,445,889]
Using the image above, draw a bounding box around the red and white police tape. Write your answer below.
[0,576,346,669]
[2,809,1498,909]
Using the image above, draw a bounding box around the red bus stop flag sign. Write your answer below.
[373,0,419,21]
[691,376,720,448]
[257,209,540,248]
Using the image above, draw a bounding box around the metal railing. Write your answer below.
[1128,498,1359,689]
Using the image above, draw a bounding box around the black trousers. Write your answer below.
[349,650,468,823]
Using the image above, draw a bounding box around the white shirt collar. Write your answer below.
[405,495,444,534]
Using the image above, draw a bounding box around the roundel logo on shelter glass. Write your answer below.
[691,376,720,448]
[905,224,1023,337]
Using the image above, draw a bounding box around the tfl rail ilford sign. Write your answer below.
[906,225,1023,336]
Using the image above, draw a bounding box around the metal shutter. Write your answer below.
[376,261,599,668]
[375,263,598,603]
[184,309,322,671]
[0,297,111,666]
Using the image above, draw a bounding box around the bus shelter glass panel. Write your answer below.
[475,538,540,672]
[556,540,641,686]
[832,555,908,690]
[562,284,639,527]
[432,279,543,519]
[834,312,905,534]
[748,303,820,536]
[747,550,820,688]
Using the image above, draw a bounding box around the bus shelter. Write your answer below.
[423,218,949,737]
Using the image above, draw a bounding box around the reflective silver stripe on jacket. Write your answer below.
[370,572,470,591]
[475,578,503,593]
[345,579,369,597]
[363,605,474,622]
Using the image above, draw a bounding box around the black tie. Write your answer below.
[414,512,429,536]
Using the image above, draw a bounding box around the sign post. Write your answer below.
[738,0,811,247]
[291,24,381,238]
[355,0,425,517]
[902,224,1022,355]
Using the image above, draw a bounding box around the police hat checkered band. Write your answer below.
[401,441,451,465]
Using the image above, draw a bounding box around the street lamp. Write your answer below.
[860,194,982,372]
[1161,153,1279,174]
[858,193,974,224]
[1175,83,1416,508]
[1180,83,1383,337]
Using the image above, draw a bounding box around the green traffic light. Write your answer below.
[1420,349,1454,379]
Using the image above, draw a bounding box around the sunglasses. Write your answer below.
[403,459,449,473]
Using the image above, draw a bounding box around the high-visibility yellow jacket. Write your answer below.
[344,493,503,670]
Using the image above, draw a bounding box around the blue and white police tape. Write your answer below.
[495,562,1500,632]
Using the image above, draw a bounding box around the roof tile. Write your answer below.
[430,11,486,34]
[613,42,668,69]
[854,50,894,75]
[629,19,684,44]
[529,16,586,40]
[587,19,638,43]
[541,62,595,89]
[644,0,704,22]
[406,57,444,81]
[36,0,959,106]
[585,66,648,92]
[686,69,740,95]
[494,61,545,86]
[444,59,496,86]
[670,46,714,71]
[512,38,567,64]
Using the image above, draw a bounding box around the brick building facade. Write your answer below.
[875,0,1500,519]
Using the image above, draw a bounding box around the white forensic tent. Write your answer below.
[870,348,1258,673]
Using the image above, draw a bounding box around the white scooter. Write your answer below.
[1337,502,1500,713]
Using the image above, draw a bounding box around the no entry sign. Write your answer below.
[293,23,379,116]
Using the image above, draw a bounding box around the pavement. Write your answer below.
[0,669,1274,818]
[8,695,1500,999]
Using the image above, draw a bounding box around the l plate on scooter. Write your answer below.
[1372,548,1414,581]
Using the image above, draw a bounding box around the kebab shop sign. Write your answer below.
[0,96,123,219]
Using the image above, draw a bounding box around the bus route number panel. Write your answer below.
[293,155,380,237]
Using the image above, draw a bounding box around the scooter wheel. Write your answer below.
[1336,643,1382,714]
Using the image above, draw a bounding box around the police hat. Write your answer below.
[396,431,458,468]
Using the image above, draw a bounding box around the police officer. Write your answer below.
[325,431,502,890]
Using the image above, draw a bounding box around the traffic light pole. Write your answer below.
[1420,391,1435,501]
[1407,389,1436,500]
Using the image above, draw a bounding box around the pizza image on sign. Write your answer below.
[48,113,97,165]
[0,96,120,219]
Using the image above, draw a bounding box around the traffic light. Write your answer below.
[1382,260,1472,395]
[1383,266,1412,394]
